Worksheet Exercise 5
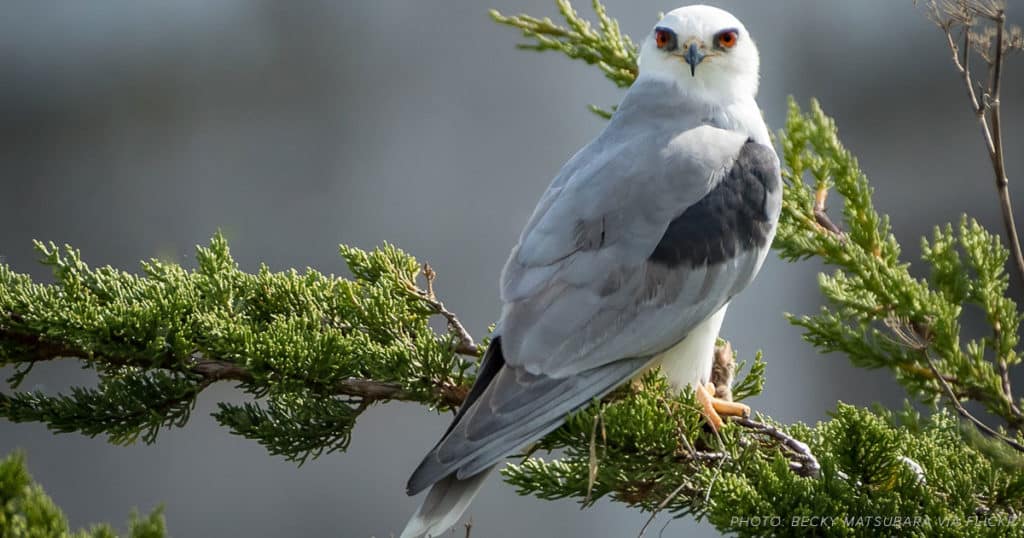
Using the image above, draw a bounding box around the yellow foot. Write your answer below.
[695,382,750,432]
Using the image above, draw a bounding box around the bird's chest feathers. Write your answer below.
[633,304,728,390]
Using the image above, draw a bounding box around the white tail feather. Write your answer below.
[400,469,491,538]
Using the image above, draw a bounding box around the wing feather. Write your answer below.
[407,78,782,495]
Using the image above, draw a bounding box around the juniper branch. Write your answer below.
[0,451,166,538]
[922,349,1024,451]
[1,315,469,410]
[734,416,821,478]
[190,357,469,408]
[490,0,638,116]
[489,0,638,89]
[5,2,1024,534]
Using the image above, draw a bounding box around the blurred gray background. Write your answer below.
[2,1,1023,536]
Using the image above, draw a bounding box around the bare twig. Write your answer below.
[637,480,691,538]
[585,411,601,503]
[922,350,1024,452]
[417,263,480,356]
[985,10,1024,290]
[884,316,1022,427]
[922,0,1024,434]
[933,2,1024,287]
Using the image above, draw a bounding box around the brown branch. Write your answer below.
[734,416,822,478]
[3,324,812,478]
[0,323,90,365]
[195,351,821,481]
[884,317,1022,427]
[4,324,816,480]
[987,9,1024,291]
[637,479,693,538]
[191,357,468,408]
[922,350,1024,452]
[937,6,1024,287]
[929,5,1023,431]
[0,325,468,408]
[417,263,480,357]
[813,186,844,236]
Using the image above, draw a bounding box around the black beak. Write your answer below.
[684,42,705,77]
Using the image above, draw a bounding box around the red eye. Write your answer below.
[655,28,675,50]
[717,30,738,49]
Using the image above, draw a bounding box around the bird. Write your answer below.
[401,5,781,537]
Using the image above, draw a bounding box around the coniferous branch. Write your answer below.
[0,451,166,538]
[1,236,475,461]
[3,1,1024,534]
[922,348,1024,451]
[778,98,1024,448]
[490,0,638,117]
[489,0,637,88]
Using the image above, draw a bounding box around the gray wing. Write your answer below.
[499,126,778,375]
[408,123,781,493]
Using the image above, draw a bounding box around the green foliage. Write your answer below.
[0,234,472,463]
[2,0,1023,536]
[779,99,1024,432]
[0,452,165,538]
[490,0,1024,533]
[490,0,638,116]
[707,405,1024,537]
[732,350,766,403]
[505,371,748,514]
[508,401,1024,537]
[213,388,361,464]
[2,370,200,445]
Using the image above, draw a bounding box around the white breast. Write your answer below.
[638,303,728,390]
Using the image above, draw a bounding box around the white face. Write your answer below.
[637,5,760,102]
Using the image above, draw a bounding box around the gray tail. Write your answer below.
[400,468,492,538]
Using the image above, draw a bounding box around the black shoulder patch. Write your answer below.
[648,140,780,268]
[439,337,505,439]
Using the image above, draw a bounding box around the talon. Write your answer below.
[712,398,750,419]
[695,382,750,432]
[695,382,723,431]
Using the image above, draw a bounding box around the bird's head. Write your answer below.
[638,5,760,102]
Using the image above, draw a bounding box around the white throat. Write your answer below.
[636,71,770,146]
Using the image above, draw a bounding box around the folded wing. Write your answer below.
[408,111,780,494]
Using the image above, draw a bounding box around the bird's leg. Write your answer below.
[696,382,750,432]
[695,382,723,430]
[695,341,752,431]
[707,381,750,417]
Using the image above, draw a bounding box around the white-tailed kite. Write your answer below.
[402,5,780,536]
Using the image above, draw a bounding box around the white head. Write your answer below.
[637,5,760,103]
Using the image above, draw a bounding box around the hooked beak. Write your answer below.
[683,42,705,77]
